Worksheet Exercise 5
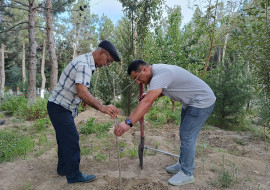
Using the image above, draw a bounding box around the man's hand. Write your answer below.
[100,105,118,119]
[114,121,130,136]
[81,101,88,109]
[138,93,147,101]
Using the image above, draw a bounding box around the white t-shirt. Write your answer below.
[149,64,216,108]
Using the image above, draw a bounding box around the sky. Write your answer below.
[89,0,200,27]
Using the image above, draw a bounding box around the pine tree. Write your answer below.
[207,58,251,129]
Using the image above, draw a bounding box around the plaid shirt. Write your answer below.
[49,52,96,117]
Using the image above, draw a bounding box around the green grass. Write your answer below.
[31,118,51,131]
[0,129,35,162]
[80,118,111,138]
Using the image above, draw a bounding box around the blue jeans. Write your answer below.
[179,103,215,176]
[47,101,80,177]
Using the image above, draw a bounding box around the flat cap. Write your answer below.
[98,40,120,62]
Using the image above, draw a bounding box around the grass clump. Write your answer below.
[80,118,111,138]
[0,129,35,162]
[31,118,51,131]
[214,155,239,188]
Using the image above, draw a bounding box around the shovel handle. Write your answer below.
[139,83,144,137]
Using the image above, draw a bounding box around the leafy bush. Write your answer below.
[146,97,181,125]
[0,95,48,120]
[31,118,51,131]
[0,95,27,114]
[0,129,35,163]
[24,97,48,120]
[80,118,111,138]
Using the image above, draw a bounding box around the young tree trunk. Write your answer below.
[218,47,221,63]
[202,44,213,78]
[170,99,175,112]
[73,23,80,59]
[0,43,5,93]
[41,39,46,99]
[22,40,26,87]
[28,0,37,105]
[46,0,58,91]
[222,33,229,64]
[202,0,218,78]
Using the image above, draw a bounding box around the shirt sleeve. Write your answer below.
[149,69,173,91]
[75,64,92,88]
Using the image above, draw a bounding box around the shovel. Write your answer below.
[138,83,144,169]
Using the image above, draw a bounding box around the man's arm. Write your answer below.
[114,89,162,136]
[76,83,118,118]
[129,89,162,124]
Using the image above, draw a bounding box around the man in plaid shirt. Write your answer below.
[47,40,120,184]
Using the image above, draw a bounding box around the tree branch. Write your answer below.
[53,0,71,13]
[0,22,28,33]
[0,27,29,34]
[11,0,28,8]
[0,5,28,11]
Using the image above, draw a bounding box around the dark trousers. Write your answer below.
[47,101,80,177]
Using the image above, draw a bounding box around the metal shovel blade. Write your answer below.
[138,136,144,169]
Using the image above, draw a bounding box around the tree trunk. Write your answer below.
[222,33,229,64]
[73,23,80,59]
[218,47,221,63]
[46,0,58,91]
[202,44,213,78]
[41,39,46,99]
[171,99,175,112]
[22,40,26,87]
[202,0,218,78]
[0,43,5,92]
[28,0,37,105]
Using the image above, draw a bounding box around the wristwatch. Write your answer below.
[125,118,133,128]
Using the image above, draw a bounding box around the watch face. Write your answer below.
[125,119,133,127]
[125,119,131,124]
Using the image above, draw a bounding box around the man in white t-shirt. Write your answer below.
[114,59,216,186]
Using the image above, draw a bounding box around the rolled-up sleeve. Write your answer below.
[75,64,92,88]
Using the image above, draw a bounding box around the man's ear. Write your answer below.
[142,66,146,72]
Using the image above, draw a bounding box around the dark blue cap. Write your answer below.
[98,40,120,62]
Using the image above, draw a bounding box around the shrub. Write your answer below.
[0,129,35,162]
[0,95,48,120]
[146,97,181,125]
[0,95,27,114]
[31,118,51,131]
[206,59,251,129]
[80,118,111,138]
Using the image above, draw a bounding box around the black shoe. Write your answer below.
[67,171,96,184]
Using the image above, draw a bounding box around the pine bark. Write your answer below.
[28,0,37,105]
[0,43,5,92]
[22,40,26,86]
[41,39,46,98]
[222,33,230,64]
[46,0,58,91]
[73,23,80,59]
